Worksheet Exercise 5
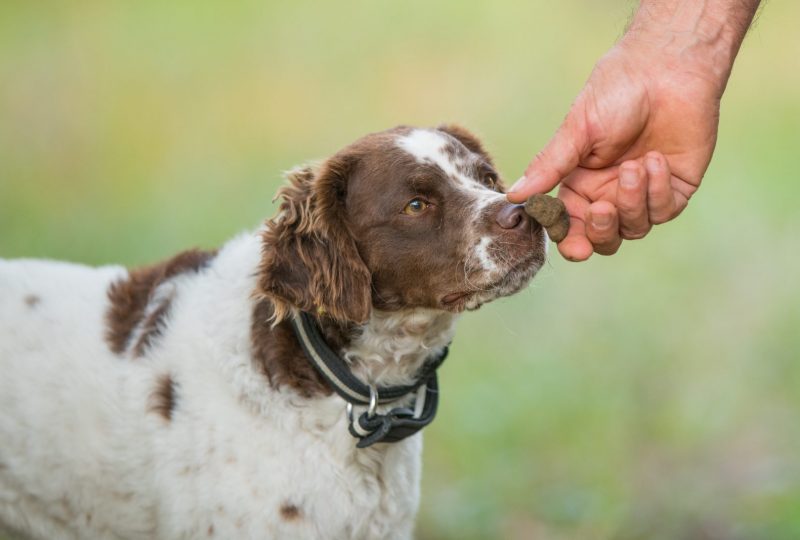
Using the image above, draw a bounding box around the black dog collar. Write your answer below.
[290,311,449,448]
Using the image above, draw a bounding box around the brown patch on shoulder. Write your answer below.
[105,248,216,355]
[250,298,335,399]
[24,294,41,308]
[131,296,173,358]
[148,373,178,421]
[279,503,302,521]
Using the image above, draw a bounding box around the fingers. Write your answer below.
[585,201,622,256]
[644,152,678,224]
[554,175,622,261]
[555,186,594,262]
[616,161,651,239]
[550,152,692,262]
[508,114,587,203]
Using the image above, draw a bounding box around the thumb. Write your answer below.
[507,113,587,203]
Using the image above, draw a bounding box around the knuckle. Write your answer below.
[649,209,680,225]
[594,241,622,256]
[620,226,651,240]
[649,215,669,225]
[618,185,639,198]
[617,198,642,214]
[588,228,619,246]
[648,188,671,203]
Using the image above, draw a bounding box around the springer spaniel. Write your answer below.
[0,125,547,540]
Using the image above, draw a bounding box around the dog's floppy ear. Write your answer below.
[258,153,372,324]
[437,123,494,168]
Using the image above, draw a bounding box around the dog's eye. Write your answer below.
[403,198,430,216]
[483,173,497,187]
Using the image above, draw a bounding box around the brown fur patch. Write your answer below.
[24,294,41,308]
[105,248,216,355]
[131,296,173,358]
[258,162,372,324]
[279,503,302,521]
[250,298,333,399]
[148,373,178,421]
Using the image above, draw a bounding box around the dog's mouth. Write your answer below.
[441,291,474,306]
[440,251,544,312]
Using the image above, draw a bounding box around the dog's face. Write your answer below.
[259,125,546,324]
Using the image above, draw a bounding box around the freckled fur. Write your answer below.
[148,374,178,421]
[280,503,302,521]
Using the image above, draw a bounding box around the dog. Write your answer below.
[0,125,547,540]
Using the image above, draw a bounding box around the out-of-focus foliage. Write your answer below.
[1,1,798,539]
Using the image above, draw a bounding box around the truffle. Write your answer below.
[524,194,570,243]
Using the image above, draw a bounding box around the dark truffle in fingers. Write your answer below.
[524,194,570,243]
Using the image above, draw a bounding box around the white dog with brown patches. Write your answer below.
[0,125,547,540]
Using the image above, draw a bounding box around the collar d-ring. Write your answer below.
[347,385,378,420]
[367,385,378,419]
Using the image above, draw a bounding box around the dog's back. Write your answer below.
[0,259,128,466]
[0,259,157,539]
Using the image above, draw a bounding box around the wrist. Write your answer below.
[622,0,759,94]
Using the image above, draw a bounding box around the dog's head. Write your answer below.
[259,125,547,324]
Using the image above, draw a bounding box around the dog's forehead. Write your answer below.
[392,129,504,216]
[394,129,478,185]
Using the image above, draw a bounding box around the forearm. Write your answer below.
[624,0,761,92]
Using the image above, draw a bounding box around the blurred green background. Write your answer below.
[1,1,798,539]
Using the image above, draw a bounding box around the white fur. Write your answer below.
[473,236,500,276]
[396,130,465,187]
[0,231,450,540]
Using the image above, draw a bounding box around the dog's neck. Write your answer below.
[338,308,457,389]
[252,301,456,401]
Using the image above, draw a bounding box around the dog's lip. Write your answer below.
[441,252,543,308]
[440,291,474,306]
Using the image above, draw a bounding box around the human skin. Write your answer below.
[507,0,762,261]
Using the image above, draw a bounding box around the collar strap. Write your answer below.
[290,311,449,447]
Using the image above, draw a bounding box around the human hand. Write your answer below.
[507,35,726,261]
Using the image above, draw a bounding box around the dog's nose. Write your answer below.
[495,204,527,230]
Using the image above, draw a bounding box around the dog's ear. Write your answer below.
[258,153,372,324]
[436,123,494,168]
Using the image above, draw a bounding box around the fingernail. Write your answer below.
[592,213,611,228]
[619,167,638,188]
[646,155,660,170]
[507,175,527,193]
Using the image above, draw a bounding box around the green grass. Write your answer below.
[1,1,799,539]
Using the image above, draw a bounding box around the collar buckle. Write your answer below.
[347,381,439,448]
